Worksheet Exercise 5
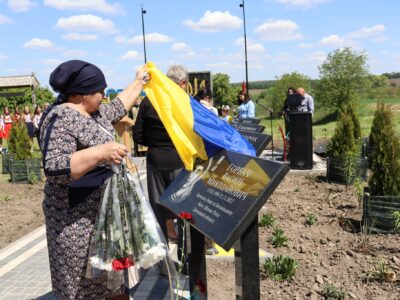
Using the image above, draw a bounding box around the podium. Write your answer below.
[289,112,313,170]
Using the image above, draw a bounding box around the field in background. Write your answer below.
[256,97,400,149]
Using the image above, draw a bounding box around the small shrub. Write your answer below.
[263,255,298,281]
[305,213,318,225]
[28,172,39,185]
[259,213,276,228]
[271,228,288,248]
[8,123,33,160]
[368,102,400,196]
[326,106,357,158]
[0,194,12,202]
[366,258,397,283]
[322,284,347,300]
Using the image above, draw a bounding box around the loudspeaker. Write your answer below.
[289,112,313,169]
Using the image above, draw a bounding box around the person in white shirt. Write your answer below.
[33,106,43,132]
[196,88,218,116]
[296,87,314,114]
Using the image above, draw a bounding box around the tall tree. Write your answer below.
[271,72,311,114]
[212,73,238,108]
[316,47,369,109]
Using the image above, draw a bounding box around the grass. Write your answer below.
[322,284,347,300]
[255,97,400,148]
[263,255,298,281]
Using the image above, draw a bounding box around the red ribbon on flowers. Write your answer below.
[179,211,192,220]
[195,279,206,294]
[112,257,134,271]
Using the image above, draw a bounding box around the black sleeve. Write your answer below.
[133,97,148,146]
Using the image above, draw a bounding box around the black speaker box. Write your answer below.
[289,112,313,169]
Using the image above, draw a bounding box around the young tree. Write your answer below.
[326,108,357,158]
[212,73,238,108]
[368,102,400,196]
[316,47,369,109]
[8,123,32,160]
[271,72,311,114]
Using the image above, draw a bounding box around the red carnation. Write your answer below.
[195,279,206,294]
[112,257,134,271]
[179,212,192,220]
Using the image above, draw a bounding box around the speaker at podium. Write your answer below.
[289,112,313,169]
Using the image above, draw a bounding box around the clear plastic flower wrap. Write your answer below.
[86,159,177,292]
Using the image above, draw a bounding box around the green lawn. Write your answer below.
[256,97,400,147]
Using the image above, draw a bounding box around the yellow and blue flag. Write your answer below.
[143,62,255,171]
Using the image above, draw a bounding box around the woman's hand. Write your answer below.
[97,142,128,164]
[135,65,150,85]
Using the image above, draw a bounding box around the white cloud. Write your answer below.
[56,15,117,34]
[183,11,242,33]
[0,54,7,60]
[115,33,174,44]
[318,24,386,48]
[171,42,190,51]
[318,34,347,46]
[299,42,313,48]
[0,14,14,24]
[63,49,88,58]
[347,24,385,39]
[171,42,196,58]
[62,33,98,41]
[119,50,141,61]
[44,0,122,14]
[43,58,62,66]
[255,20,302,41]
[235,38,265,52]
[307,51,326,63]
[7,0,36,12]
[274,0,330,8]
[23,38,54,49]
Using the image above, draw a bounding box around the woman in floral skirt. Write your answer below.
[39,60,149,300]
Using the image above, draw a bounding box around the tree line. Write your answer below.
[212,47,399,114]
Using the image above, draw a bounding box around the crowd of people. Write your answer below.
[0,103,49,151]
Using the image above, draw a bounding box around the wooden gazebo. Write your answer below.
[0,73,40,105]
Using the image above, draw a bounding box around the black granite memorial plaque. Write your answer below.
[231,123,265,133]
[238,130,272,156]
[233,118,261,125]
[160,150,289,251]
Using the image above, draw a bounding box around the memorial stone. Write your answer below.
[231,123,265,133]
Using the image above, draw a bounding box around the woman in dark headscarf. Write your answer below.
[39,60,148,300]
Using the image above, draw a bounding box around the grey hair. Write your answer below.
[167,65,188,84]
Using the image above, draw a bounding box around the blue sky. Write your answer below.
[0,0,399,90]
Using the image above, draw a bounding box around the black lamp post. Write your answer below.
[239,0,249,97]
[141,5,147,63]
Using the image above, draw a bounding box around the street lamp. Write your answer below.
[239,0,249,98]
[141,5,147,63]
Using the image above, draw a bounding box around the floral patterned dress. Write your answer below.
[40,98,126,299]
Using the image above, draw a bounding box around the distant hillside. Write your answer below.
[231,80,276,90]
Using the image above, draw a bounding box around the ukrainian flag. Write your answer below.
[143,62,256,171]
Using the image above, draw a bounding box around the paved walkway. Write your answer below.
[0,154,286,299]
[0,225,190,300]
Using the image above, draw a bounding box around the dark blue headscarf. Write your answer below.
[50,60,107,103]
[38,60,107,142]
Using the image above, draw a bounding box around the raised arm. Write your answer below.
[118,66,149,112]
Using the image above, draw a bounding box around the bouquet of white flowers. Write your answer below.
[86,160,170,290]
